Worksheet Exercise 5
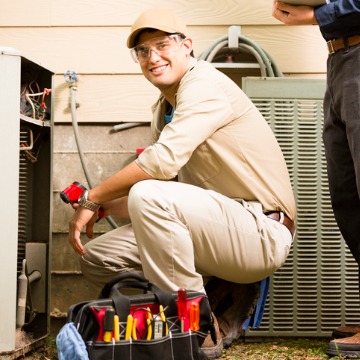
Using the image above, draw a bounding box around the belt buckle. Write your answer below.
[327,40,335,54]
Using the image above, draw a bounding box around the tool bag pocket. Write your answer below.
[86,332,207,360]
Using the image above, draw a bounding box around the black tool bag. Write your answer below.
[65,273,214,360]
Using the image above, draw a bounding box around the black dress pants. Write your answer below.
[323,43,360,296]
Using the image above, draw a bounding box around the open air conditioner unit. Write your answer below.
[0,47,53,358]
[242,77,359,337]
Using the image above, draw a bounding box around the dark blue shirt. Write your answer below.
[314,0,360,40]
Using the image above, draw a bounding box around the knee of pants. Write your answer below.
[128,180,162,217]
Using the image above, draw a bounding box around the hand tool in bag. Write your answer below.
[146,307,153,340]
[103,308,115,342]
[90,307,108,341]
[177,288,187,332]
[132,317,138,340]
[60,181,104,220]
[152,315,164,339]
[150,305,168,339]
[113,314,120,341]
[125,314,133,340]
[159,305,169,336]
[190,302,200,331]
[146,318,153,340]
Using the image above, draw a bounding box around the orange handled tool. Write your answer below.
[189,302,200,331]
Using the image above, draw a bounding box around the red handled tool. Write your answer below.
[90,307,107,341]
[60,181,86,204]
[60,181,104,220]
[177,288,187,332]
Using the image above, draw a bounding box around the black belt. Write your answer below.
[265,211,295,237]
[327,35,360,54]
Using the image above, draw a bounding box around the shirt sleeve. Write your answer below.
[314,0,360,40]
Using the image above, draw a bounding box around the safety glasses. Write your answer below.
[130,34,185,63]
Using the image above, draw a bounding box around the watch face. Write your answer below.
[78,190,88,205]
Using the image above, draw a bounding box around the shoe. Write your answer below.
[332,325,360,339]
[201,314,223,359]
[327,333,360,358]
[205,277,260,347]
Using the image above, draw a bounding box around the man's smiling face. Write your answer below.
[136,30,192,96]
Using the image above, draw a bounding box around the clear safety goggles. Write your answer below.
[130,34,185,63]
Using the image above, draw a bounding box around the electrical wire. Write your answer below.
[70,85,118,229]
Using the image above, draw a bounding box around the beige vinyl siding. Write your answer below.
[1,0,279,26]
[1,0,327,123]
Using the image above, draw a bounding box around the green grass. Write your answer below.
[25,336,347,359]
[221,337,343,359]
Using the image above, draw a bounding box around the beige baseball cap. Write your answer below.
[127,8,188,48]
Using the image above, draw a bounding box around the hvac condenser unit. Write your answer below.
[0,47,53,357]
[242,77,359,337]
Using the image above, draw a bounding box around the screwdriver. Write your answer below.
[113,314,120,341]
[132,317,138,340]
[159,305,169,335]
[177,288,187,332]
[103,308,115,342]
[125,314,133,340]
[146,307,153,340]
[189,302,200,331]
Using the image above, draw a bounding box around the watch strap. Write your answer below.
[78,190,101,212]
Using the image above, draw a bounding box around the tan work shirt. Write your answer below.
[136,58,296,221]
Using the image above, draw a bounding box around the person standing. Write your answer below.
[273,0,360,357]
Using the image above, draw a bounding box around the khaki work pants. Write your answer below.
[81,180,292,291]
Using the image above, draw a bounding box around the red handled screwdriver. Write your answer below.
[177,288,187,332]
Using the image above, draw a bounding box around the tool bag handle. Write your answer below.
[99,272,150,299]
[98,273,176,320]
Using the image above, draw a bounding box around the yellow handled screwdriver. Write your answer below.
[125,314,133,340]
[146,307,153,340]
[132,317,138,340]
[159,305,169,335]
[113,314,120,341]
[103,308,115,342]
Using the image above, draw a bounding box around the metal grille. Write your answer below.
[18,126,31,274]
[242,77,359,337]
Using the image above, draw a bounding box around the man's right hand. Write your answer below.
[68,206,97,255]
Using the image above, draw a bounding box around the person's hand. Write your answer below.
[68,206,97,255]
[272,1,318,25]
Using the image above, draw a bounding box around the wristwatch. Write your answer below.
[78,190,101,212]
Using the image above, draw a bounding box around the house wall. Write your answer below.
[0,0,328,334]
